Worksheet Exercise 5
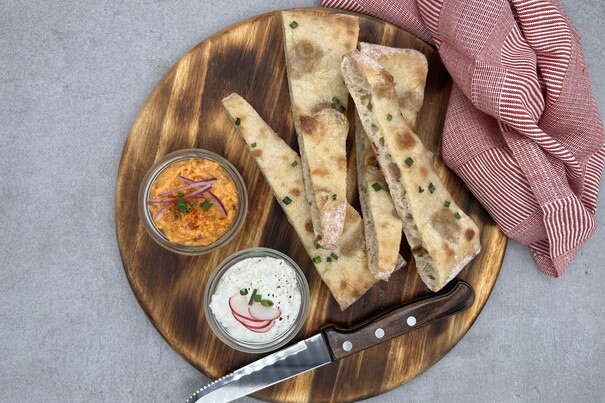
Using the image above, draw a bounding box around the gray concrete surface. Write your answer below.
[1,0,604,402]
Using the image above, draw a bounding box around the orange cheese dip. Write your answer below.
[148,159,238,246]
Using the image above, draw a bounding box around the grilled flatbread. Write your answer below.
[355,44,428,280]
[222,93,380,310]
[342,51,481,292]
[355,114,403,280]
[358,43,428,131]
[281,11,359,249]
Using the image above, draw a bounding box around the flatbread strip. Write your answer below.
[342,51,481,292]
[354,44,428,280]
[355,113,403,280]
[281,11,359,249]
[358,43,428,131]
[222,93,380,310]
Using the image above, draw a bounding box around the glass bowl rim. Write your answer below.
[137,148,248,256]
[203,247,310,354]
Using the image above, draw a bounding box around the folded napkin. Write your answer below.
[324,0,605,277]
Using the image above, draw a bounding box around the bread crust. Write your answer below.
[342,51,481,291]
[281,11,359,249]
[222,93,380,310]
[354,44,429,280]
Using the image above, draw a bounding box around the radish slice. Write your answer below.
[203,191,227,217]
[249,304,281,321]
[230,304,266,323]
[231,308,267,324]
[245,320,276,333]
[232,313,271,329]
[228,295,259,321]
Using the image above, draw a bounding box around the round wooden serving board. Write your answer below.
[115,8,506,402]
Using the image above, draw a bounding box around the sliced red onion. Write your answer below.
[154,202,175,221]
[204,191,227,217]
[147,197,178,204]
[157,177,217,197]
[183,184,213,200]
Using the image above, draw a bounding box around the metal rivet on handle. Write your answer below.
[374,328,385,338]
[406,316,417,326]
[342,341,353,351]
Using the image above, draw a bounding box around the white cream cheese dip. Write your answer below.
[209,256,302,342]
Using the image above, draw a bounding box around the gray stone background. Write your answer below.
[1,0,604,402]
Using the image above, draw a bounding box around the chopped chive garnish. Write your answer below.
[330,252,339,260]
[387,114,393,121]
[175,193,196,215]
[419,186,425,193]
[371,182,382,191]
[454,212,461,220]
[250,142,257,148]
[248,289,258,305]
[405,157,414,167]
[327,257,332,263]
[332,96,340,104]
[201,201,213,211]
[331,102,337,109]
[444,200,451,208]
[289,21,298,29]
[312,256,321,264]
[240,288,248,296]
[260,299,274,307]
[428,183,436,193]
[234,117,241,126]
[291,160,298,167]
[332,194,337,200]
[282,196,292,205]
[339,105,346,113]
[314,242,320,250]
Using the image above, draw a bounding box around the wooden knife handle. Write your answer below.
[321,280,475,361]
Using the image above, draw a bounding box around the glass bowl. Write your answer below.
[138,148,248,255]
[204,248,310,353]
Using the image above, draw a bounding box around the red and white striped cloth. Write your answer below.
[324,0,605,277]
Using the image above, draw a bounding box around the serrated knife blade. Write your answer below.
[187,280,475,403]
[186,334,331,403]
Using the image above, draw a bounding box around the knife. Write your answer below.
[187,280,475,403]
